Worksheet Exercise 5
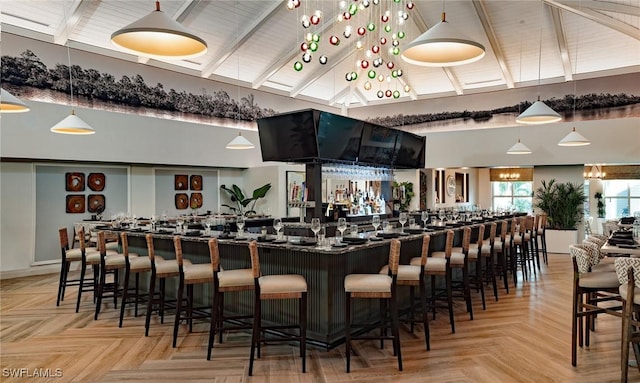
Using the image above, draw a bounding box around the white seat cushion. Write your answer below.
[450,252,465,266]
[105,242,119,252]
[260,274,307,294]
[105,254,126,267]
[86,251,101,263]
[579,271,620,289]
[480,246,493,256]
[380,264,420,281]
[493,240,504,251]
[219,269,254,288]
[411,256,446,272]
[155,259,188,276]
[451,247,464,255]
[65,248,83,261]
[129,256,152,271]
[184,263,213,282]
[619,283,640,304]
[345,274,390,293]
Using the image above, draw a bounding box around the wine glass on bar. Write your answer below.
[399,212,407,233]
[337,217,347,244]
[372,214,381,235]
[311,218,321,242]
[421,211,428,229]
[273,217,283,240]
[236,215,245,238]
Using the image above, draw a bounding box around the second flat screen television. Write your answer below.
[358,123,398,166]
[257,110,319,162]
[316,112,363,162]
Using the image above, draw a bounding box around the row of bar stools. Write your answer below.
[248,240,308,375]
[144,233,179,336]
[118,232,148,327]
[207,238,254,360]
[172,236,213,348]
[346,239,402,372]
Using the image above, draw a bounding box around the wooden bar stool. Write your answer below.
[143,234,178,337]
[57,227,89,306]
[248,240,307,375]
[382,234,430,351]
[615,258,640,383]
[172,236,213,348]
[75,228,102,313]
[206,238,254,360]
[480,222,499,302]
[468,224,487,310]
[493,220,510,293]
[345,239,402,372]
[449,226,474,321]
[94,231,127,320]
[118,232,148,327]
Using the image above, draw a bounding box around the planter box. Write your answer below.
[546,229,578,254]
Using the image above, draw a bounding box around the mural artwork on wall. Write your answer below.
[2,50,638,133]
[175,193,189,210]
[175,175,188,190]
[65,172,85,192]
[66,195,85,214]
[88,172,106,191]
[190,175,203,191]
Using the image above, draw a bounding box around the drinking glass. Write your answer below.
[311,218,321,241]
[317,225,326,246]
[204,218,212,236]
[409,218,416,229]
[372,215,381,234]
[382,220,389,233]
[236,215,245,238]
[150,215,157,231]
[176,216,184,234]
[399,212,407,233]
[452,209,459,222]
[421,211,428,228]
[273,217,283,240]
[349,224,358,237]
[337,218,347,238]
[438,209,446,222]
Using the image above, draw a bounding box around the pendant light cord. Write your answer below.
[573,0,581,118]
[62,0,74,108]
[536,2,543,100]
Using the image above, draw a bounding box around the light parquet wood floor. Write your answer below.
[1,253,639,383]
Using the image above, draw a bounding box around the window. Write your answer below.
[603,180,640,218]
[492,181,533,212]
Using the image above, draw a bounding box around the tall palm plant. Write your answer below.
[534,179,586,230]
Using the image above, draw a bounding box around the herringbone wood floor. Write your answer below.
[1,253,638,383]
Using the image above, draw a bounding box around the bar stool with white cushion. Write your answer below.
[94,231,129,320]
[118,232,149,327]
[248,240,307,375]
[346,239,402,372]
[615,258,640,382]
[143,234,179,337]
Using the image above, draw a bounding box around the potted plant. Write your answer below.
[534,179,587,253]
[594,192,605,218]
[221,183,272,216]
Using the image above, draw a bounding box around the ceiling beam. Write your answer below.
[397,76,418,100]
[289,46,355,97]
[201,1,282,79]
[472,0,514,88]
[544,0,640,41]
[549,6,573,81]
[53,0,93,45]
[410,6,464,95]
[328,86,351,106]
[352,87,369,106]
[252,8,340,89]
[579,0,640,17]
[174,0,201,23]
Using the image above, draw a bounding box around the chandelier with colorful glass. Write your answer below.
[287,0,415,99]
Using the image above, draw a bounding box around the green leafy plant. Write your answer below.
[534,179,587,230]
[594,192,605,218]
[221,183,272,216]
[393,181,414,211]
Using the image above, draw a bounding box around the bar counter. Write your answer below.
[116,215,519,349]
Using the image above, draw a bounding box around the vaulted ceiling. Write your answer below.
[2,0,639,108]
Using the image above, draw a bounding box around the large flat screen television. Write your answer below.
[316,112,363,162]
[257,110,319,162]
[394,131,426,169]
[358,123,398,166]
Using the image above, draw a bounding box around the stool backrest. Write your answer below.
[78,228,88,251]
[97,231,106,255]
[576,242,599,268]
[415,234,431,267]
[615,258,640,288]
[583,237,604,261]
[145,234,157,262]
[509,217,518,238]
[249,240,260,278]
[388,239,401,276]
[120,232,133,258]
[461,227,471,253]
[488,222,497,245]
[475,224,486,251]
[499,220,508,241]
[539,214,547,233]
[569,244,590,273]
[208,238,221,272]
[173,236,184,266]
[58,227,70,250]
[444,230,454,258]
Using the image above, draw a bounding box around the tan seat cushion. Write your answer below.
[345,274,390,293]
[105,242,119,252]
[184,263,213,283]
[129,256,152,271]
[86,251,101,263]
[380,264,420,281]
[105,254,126,267]
[493,240,504,251]
[592,263,616,273]
[65,248,83,261]
[579,271,620,289]
[260,274,307,294]
[155,259,189,277]
[219,268,254,288]
[411,256,446,272]
[450,252,465,266]
[619,283,640,304]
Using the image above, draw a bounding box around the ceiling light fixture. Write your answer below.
[226,132,255,150]
[111,1,208,59]
[506,139,532,155]
[516,3,561,125]
[0,88,30,113]
[401,0,485,67]
[51,2,94,135]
